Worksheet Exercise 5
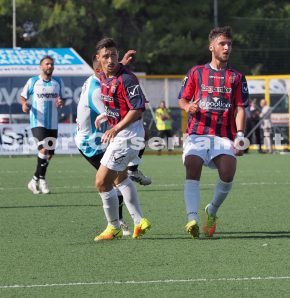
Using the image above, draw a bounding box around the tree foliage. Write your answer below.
[0,0,289,74]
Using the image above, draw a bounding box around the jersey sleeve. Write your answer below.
[90,87,106,115]
[58,78,65,99]
[234,74,249,107]
[178,68,196,101]
[20,78,32,100]
[122,74,146,110]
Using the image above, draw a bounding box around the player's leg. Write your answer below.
[37,129,57,194]
[127,148,152,185]
[115,170,151,239]
[184,155,203,238]
[204,154,236,237]
[28,127,50,194]
[127,127,152,185]
[211,153,236,212]
[94,165,122,241]
[115,187,131,236]
[78,150,129,236]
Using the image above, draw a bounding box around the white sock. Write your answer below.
[184,180,200,222]
[99,189,120,228]
[116,178,143,225]
[208,179,232,215]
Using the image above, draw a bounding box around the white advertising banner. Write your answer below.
[0,124,78,155]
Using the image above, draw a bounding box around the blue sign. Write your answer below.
[0,48,83,66]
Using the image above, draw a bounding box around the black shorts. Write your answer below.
[31,127,58,155]
[79,150,104,170]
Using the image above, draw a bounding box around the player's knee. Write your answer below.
[96,176,110,192]
[219,173,234,183]
[95,177,104,191]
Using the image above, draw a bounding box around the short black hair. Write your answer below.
[91,54,97,65]
[208,26,232,43]
[40,55,54,65]
[95,38,117,53]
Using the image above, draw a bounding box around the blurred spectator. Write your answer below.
[155,100,172,149]
[260,99,273,153]
[245,99,262,153]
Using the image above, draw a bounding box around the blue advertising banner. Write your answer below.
[0,48,93,76]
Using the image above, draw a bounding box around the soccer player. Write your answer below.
[20,55,65,194]
[178,26,249,238]
[94,37,151,241]
[75,53,136,236]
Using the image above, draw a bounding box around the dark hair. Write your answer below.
[208,26,232,43]
[39,55,54,65]
[95,37,117,53]
[91,54,97,64]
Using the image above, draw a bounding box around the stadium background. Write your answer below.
[1,2,290,297]
[0,0,289,153]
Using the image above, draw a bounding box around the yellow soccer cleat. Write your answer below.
[132,218,151,239]
[203,204,218,237]
[185,220,200,239]
[94,225,123,241]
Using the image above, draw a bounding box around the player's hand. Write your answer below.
[120,50,136,66]
[234,134,245,156]
[95,113,108,129]
[186,101,199,114]
[56,97,64,108]
[22,102,30,113]
[101,126,118,143]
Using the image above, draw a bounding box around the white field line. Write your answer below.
[1,276,290,289]
[0,181,289,191]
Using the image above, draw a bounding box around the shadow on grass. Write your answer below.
[137,188,182,192]
[129,231,290,241]
[0,204,101,209]
[67,231,290,245]
[217,231,290,239]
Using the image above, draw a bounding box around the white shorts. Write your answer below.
[182,134,236,169]
[101,120,145,172]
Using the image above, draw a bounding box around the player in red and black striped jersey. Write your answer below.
[99,64,146,126]
[178,26,249,239]
[179,63,248,140]
[94,38,151,241]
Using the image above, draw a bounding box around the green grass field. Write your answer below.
[0,153,290,297]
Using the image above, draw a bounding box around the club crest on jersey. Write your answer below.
[111,84,118,94]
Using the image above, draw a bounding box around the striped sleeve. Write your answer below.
[234,74,249,107]
[178,68,196,101]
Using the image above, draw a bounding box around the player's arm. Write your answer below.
[235,106,246,133]
[20,80,31,113]
[20,95,30,113]
[178,69,198,113]
[234,106,246,156]
[56,78,65,108]
[101,109,143,143]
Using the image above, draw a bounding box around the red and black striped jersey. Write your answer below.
[178,63,249,140]
[99,64,146,126]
